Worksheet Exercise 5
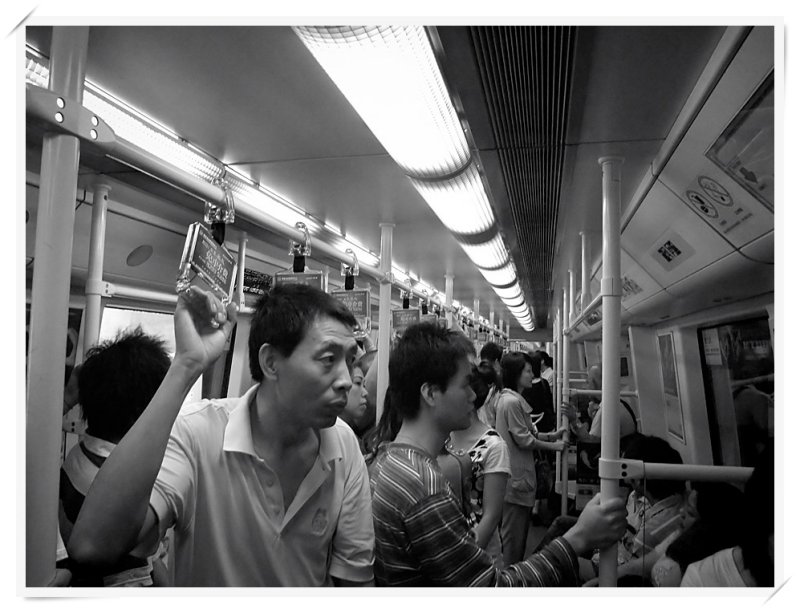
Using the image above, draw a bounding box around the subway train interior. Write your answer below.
[22,22,781,594]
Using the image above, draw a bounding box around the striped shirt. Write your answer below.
[370,442,580,587]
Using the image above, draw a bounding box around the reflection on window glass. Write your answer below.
[706,73,774,210]
[698,316,773,467]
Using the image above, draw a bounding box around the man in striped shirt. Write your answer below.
[369,322,627,587]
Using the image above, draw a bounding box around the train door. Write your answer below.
[697,315,774,467]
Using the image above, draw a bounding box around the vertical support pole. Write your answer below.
[597,156,624,587]
[506,323,510,340]
[83,181,110,353]
[489,309,495,341]
[444,273,454,329]
[499,318,504,346]
[560,290,571,515]
[473,298,480,327]
[568,268,576,325]
[236,233,247,309]
[376,223,394,426]
[26,26,89,587]
[581,231,591,311]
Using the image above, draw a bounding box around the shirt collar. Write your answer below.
[222,384,344,466]
[222,385,260,456]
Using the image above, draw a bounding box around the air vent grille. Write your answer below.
[470,26,576,329]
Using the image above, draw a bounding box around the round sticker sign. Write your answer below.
[686,190,719,218]
[698,176,732,206]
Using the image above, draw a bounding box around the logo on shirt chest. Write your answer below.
[311,508,328,535]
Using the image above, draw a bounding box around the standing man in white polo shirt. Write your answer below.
[68,283,374,586]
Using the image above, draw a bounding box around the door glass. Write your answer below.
[698,316,773,466]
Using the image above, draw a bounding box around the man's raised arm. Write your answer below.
[67,288,237,568]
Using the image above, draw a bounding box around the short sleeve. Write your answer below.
[480,434,510,476]
[589,408,602,437]
[149,415,198,540]
[328,428,375,583]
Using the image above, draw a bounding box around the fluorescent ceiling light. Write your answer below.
[477,262,516,287]
[458,234,508,270]
[294,26,470,180]
[493,283,524,302]
[408,162,494,235]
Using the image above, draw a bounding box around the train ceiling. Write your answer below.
[25,24,731,336]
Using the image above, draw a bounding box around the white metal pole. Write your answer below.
[560,290,571,515]
[489,309,495,342]
[236,233,247,309]
[376,223,394,425]
[568,269,576,325]
[26,26,89,587]
[473,298,480,325]
[581,231,591,311]
[83,181,110,353]
[444,273,454,329]
[597,155,624,587]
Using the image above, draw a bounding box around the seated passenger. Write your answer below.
[68,284,374,587]
[59,327,171,586]
[613,435,686,566]
[647,481,745,586]
[369,322,627,586]
[681,442,774,587]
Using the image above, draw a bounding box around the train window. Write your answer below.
[99,306,203,406]
[697,316,773,467]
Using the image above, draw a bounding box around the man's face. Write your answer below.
[272,315,358,430]
[433,358,476,432]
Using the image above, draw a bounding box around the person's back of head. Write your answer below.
[666,482,745,573]
[78,327,171,443]
[740,441,774,586]
[479,341,503,365]
[248,283,357,381]
[587,363,602,390]
[622,434,684,499]
[469,364,491,410]
[535,350,553,370]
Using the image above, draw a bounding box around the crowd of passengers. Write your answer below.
[54,283,774,588]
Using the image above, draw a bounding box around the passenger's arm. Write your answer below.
[67,288,237,567]
[404,491,626,587]
[328,432,375,586]
[504,401,539,449]
[473,471,507,549]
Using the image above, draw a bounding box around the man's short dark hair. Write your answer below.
[622,434,684,499]
[479,341,503,364]
[500,351,532,390]
[388,322,475,421]
[78,327,171,443]
[248,283,357,381]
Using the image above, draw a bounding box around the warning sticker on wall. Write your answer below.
[702,328,723,366]
[650,230,697,272]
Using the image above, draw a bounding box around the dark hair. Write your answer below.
[78,327,171,443]
[366,322,475,458]
[740,441,774,586]
[248,283,357,381]
[500,351,531,391]
[536,350,553,369]
[665,482,745,573]
[479,341,503,364]
[622,434,685,498]
[469,364,491,410]
[388,322,475,420]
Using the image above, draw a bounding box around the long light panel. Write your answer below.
[26,47,512,337]
[294,26,534,331]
